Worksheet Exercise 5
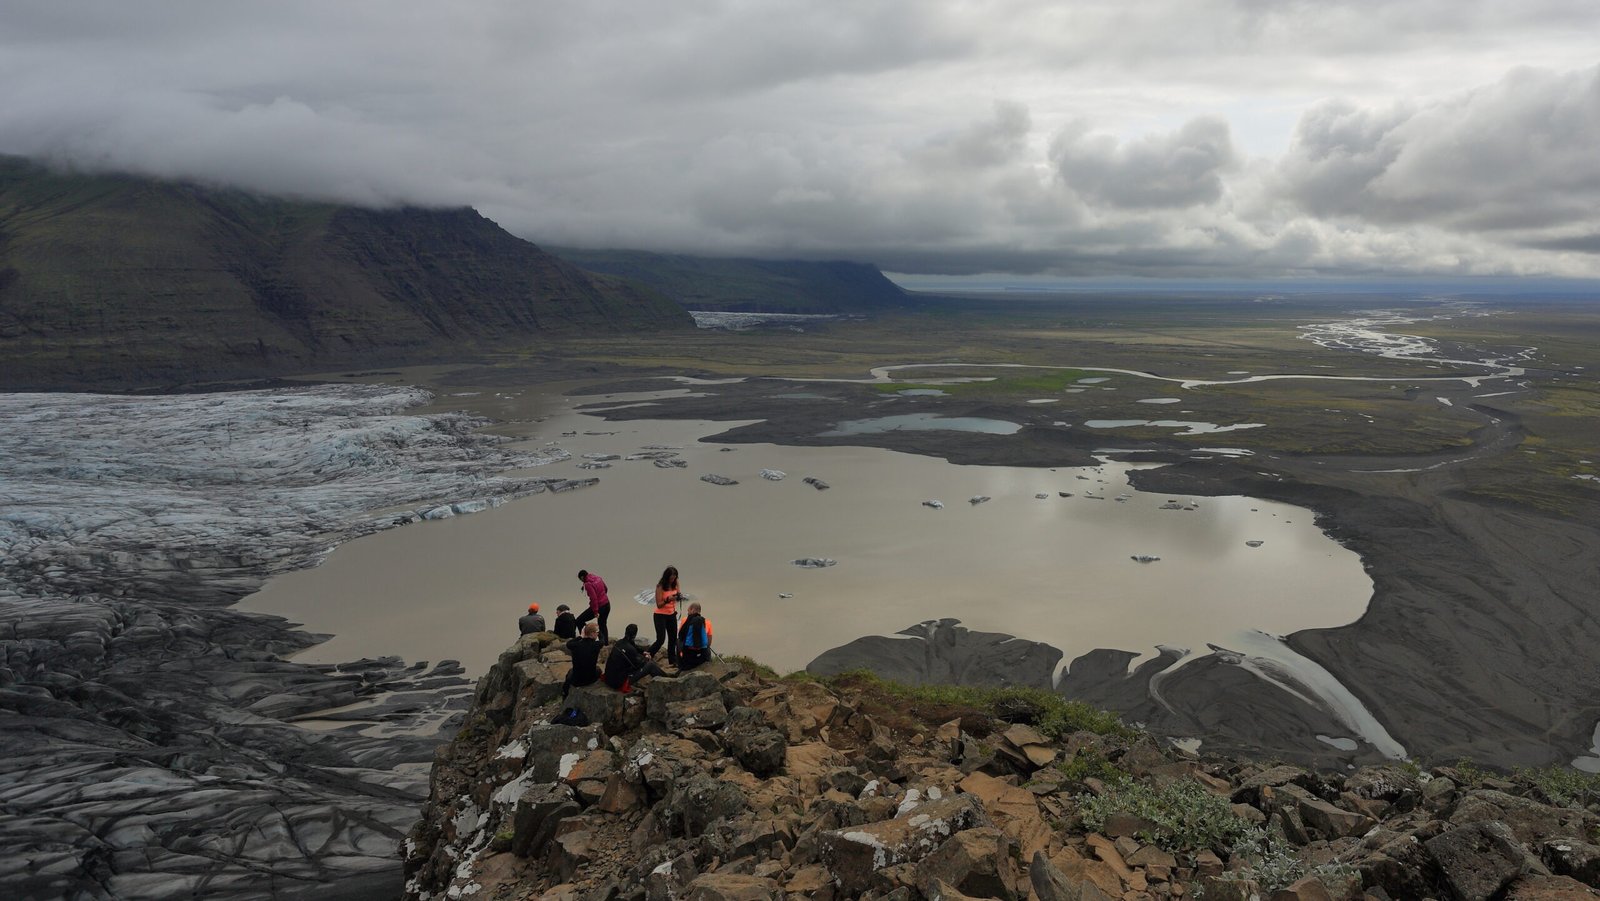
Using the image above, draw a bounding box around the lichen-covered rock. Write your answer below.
[668,773,751,837]
[728,727,788,777]
[913,826,1018,900]
[646,670,724,723]
[666,691,729,732]
[819,794,990,895]
[521,723,606,782]
[1427,821,1546,901]
[512,782,580,858]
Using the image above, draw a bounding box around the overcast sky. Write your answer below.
[3,1,1598,279]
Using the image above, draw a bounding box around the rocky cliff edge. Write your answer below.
[403,635,1600,901]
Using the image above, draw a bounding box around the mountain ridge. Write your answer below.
[0,157,691,390]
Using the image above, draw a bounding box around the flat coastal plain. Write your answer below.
[394,291,1600,768]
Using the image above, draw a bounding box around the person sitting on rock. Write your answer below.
[562,622,603,699]
[677,602,714,670]
[603,623,668,691]
[552,604,577,639]
[518,602,545,636]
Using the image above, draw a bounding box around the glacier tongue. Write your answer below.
[0,383,585,900]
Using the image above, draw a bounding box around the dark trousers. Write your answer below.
[651,612,679,664]
[574,603,610,644]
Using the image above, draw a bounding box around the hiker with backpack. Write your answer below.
[562,622,603,699]
[603,623,668,691]
[650,565,681,667]
[576,569,611,645]
[677,602,713,670]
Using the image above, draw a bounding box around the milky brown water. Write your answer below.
[240,381,1373,678]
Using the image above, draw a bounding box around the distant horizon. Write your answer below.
[887,272,1600,297]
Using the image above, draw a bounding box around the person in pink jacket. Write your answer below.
[575,569,611,645]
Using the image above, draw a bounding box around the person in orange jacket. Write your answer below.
[650,565,681,666]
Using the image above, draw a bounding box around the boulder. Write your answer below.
[682,873,785,900]
[728,727,788,777]
[668,773,750,837]
[666,692,729,732]
[521,723,607,782]
[1426,821,1545,901]
[566,682,634,735]
[819,794,991,896]
[1268,876,1338,901]
[914,827,1019,900]
[647,670,723,723]
[511,782,580,858]
[1544,838,1600,888]
[1030,850,1115,901]
[1451,790,1597,845]
[1299,796,1376,840]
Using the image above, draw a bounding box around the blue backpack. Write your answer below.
[683,618,709,650]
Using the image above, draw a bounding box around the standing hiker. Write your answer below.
[576,569,611,645]
[650,565,681,666]
[677,602,713,670]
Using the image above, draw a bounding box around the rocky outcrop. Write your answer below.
[405,642,1600,900]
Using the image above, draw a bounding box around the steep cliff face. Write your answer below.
[0,158,691,389]
[549,247,910,313]
[404,636,1600,900]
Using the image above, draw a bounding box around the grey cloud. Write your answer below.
[1052,117,1238,209]
[1279,66,1600,237]
[2,2,1599,278]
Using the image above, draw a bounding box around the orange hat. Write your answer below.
[528,602,540,613]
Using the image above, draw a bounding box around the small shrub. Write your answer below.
[1517,765,1600,807]
[1077,777,1254,853]
[1451,758,1492,789]
[722,654,778,679]
[1197,827,1356,897]
[1056,748,1127,785]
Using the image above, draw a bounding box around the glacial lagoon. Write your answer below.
[241,383,1374,682]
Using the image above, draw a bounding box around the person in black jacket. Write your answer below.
[603,623,668,690]
[562,623,602,699]
[552,604,577,639]
[518,603,546,635]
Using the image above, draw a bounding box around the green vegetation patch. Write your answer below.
[1518,765,1600,808]
[809,669,1129,739]
[1077,777,1255,853]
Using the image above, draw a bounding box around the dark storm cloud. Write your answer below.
[1,1,1598,277]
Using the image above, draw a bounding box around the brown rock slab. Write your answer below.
[1269,876,1337,901]
[1504,875,1600,900]
[1298,796,1376,840]
[957,770,1052,859]
[682,872,784,900]
[914,826,1019,900]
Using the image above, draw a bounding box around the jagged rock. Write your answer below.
[1451,789,1597,845]
[552,829,596,882]
[1299,796,1376,839]
[1426,821,1545,901]
[512,782,581,857]
[914,827,1018,900]
[567,682,635,735]
[682,873,784,900]
[666,692,729,732]
[727,728,788,777]
[818,794,990,895]
[521,723,607,781]
[1543,837,1600,887]
[668,773,750,837]
[1202,878,1265,901]
[646,670,723,724]
[645,851,698,901]
[957,771,1051,860]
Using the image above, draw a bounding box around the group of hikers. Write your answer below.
[517,565,715,699]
